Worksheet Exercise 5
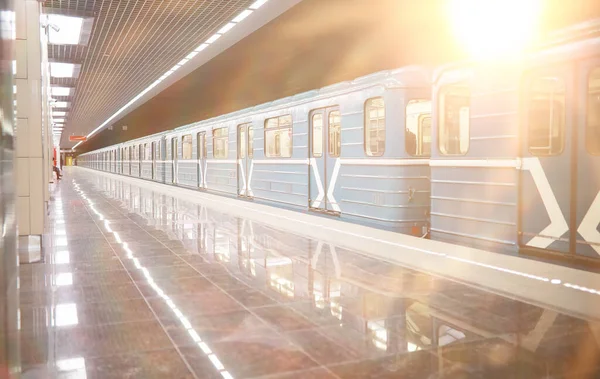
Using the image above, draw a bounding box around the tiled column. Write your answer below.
[15,0,45,261]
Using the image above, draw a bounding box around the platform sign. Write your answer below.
[69,135,87,142]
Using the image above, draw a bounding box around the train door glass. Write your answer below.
[574,62,600,257]
[151,142,156,179]
[237,123,253,198]
[139,145,143,176]
[309,107,340,213]
[519,67,572,254]
[172,137,178,184]
[154,141,161,181]
[197,132,206,189]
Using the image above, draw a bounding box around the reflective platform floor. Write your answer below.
[18,167,600,378]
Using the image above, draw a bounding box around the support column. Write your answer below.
[16,0,44,262]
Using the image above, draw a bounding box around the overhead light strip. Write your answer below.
[72,1,269,150]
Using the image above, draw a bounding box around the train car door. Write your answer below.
[574,60,600,257]
[197,132,206,189]
[309,107,341,213]
[172,137,178,184]
[519,66,574,255]
[237,123,253,198]
[151,142,156,180]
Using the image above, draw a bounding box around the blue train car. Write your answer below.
[79,66,433,236]
[429,19,600,262]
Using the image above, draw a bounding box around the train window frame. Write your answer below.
[364,97,386,157]
[586,67,600,155]
[213,127,229,159]
[182,134,193,159]
[438,84,470,156]
[328,110,341,157]
[405,99,432,157]
[526,74,566,157]
[264,115,293,158]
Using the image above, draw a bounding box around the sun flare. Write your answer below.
[449,0,543,60]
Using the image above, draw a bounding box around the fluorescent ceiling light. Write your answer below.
[185,51,199,60]
[50,62,75,78]
[48,15,84,45]
[177,58,189,66]
[194,43,208,52]
[54,118,65,123]
[218,23,235,34]
[249,0,268,10]
[205,33,221,44]
[233,10,253,23]
[51,87,72,96]
[53,111,67,116]
[54,101,70,108]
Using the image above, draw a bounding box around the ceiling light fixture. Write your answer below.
[205,33,221,44]
[53,111,67,116]
[54,101,70,108]
[250,0,268,10]
[50,62,75,78]
[233,10,253,23]
[51,87,73,96]
[218,23,236,34]
[53,118,65,123]
[194,43,209,52]
[48,15,84,45]
[72,0,270,150]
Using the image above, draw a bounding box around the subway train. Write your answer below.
[79,19,600,265]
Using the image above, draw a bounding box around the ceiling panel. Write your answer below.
[43,0,254,145]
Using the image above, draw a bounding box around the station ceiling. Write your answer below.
[58,0,600,153]
[45,0,281,148]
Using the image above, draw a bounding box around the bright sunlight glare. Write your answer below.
[449,0,542,60]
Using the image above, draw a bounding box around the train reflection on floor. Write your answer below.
[20,168,600,378]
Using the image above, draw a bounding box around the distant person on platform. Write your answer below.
[53,158,62,180]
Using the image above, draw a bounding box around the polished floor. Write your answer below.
[17,167,600,378]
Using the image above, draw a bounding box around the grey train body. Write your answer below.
[79,20,600,264]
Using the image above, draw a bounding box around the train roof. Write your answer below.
[167,65,432,135]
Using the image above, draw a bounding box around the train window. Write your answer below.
[439,84,470,155]
[406,100,432,157]
[587,68,600,155]
[329,110,341,157]
[182,134,193,159]
[248,126,254,158]
[312,113,323,158]
[265,115,292,158]
[213,127,229,159]
[527,75,565,156]
[365,98,385,156]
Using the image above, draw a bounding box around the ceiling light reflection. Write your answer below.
[54,303,79,326]
[55,273,73,286]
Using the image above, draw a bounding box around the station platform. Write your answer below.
[17,167,600,378]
